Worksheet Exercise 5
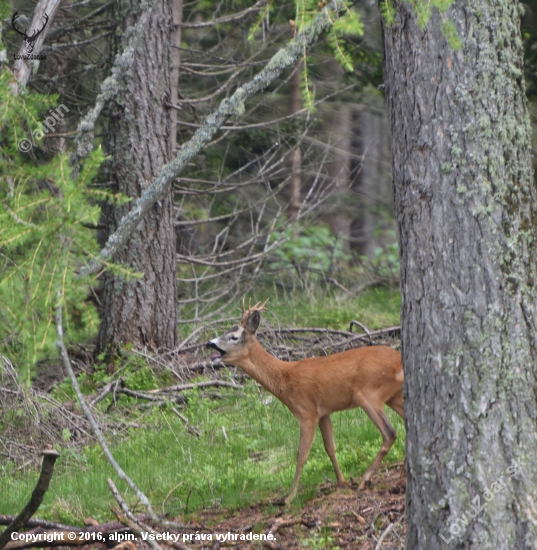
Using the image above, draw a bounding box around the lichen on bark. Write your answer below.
[381,0,537,547]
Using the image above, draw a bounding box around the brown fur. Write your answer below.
[208,307,404,504]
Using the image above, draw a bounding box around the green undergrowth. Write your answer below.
[264,286,400,330]
[0,380,405,523]
[1,287,402,523]
[180,286,401,340]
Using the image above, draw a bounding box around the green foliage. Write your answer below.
[361,230,400,280]
[264,286,401,331]
[381,0,461,50]
[0,43,124,381]
[380,0,396,25]
[440,20,462,50]
[329,6,364,72]
[0,381,405,520]
[269,224,351,274]
[403,0,454,28]
[303,1,364,104]
[300,531,341,550]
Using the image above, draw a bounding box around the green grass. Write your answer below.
[264,286,400,330]
[1,287,403,523]
[0,381,404,523]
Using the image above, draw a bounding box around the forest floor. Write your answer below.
[62,465,406,550]
[181,464,407,549]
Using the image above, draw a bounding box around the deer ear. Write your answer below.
[245,310,261,334]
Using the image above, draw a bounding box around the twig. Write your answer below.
[108,481,175,550]
[0,450,60,550]
[328,277,354,296]
[0,517,74,530]
[158,380,241,392]
[55,301,159,522]
[349,320,371,335]
[350,320,372,345]
[374,522,394,549]
[171,407,201,437]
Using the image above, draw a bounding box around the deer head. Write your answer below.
[12,11,49,54]
[206,299,268,364]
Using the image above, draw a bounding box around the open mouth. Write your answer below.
[206,341,225,361]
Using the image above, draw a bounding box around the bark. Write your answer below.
[381,1,537,548]
[0,451,60,550]
[170,0,183,152]
[96,0,177,355]
[286,63,302,220]
[11,0,61,93]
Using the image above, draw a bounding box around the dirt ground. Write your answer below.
[1,463,405,550]
[170,464,406,549]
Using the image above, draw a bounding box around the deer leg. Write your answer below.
[358,405,397,490]
[387,392,404,419]
[286,419,316,504]
[318,415,345,485]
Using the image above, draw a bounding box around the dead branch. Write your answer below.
[108,481,190,550]
[107,482,164,550]
[171,407,201,437]
[179,0,265,28]
[158,380,241,392]
[0,450,60,550]
[11,0,61,91]
[0,517,73,531]
[374,522,394,549]
[0,519,144,550]
[55,301,160,522]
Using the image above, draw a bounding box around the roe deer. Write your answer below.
[206,300,404,504]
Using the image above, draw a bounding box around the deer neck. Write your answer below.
[237,339,288,397]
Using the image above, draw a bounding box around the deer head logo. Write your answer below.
[12,11,49,54]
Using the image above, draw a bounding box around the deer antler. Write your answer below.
[240,298,269,327]
[12,12,28,39]
[12,11,49,53]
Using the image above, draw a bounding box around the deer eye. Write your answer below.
[231,335,239,341]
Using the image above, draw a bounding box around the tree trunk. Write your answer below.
[349,89,393,257]
[381,1,537,548]
[286,62,302,220]
[170,0,183,152]
[97,0,177,357]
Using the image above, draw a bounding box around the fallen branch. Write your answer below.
[262,326,400,341]
[171,407,201,437]
[0,518,74,531]
[55,301,159,522]
[155,380,241,393]
[107,482,163,550]
[0,450,60,550]
[108,481,190,550]
[1,522,139,550]
[374,522,394,549]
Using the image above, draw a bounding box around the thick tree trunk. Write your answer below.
[97,0,177,356]
[381,1,537,548]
